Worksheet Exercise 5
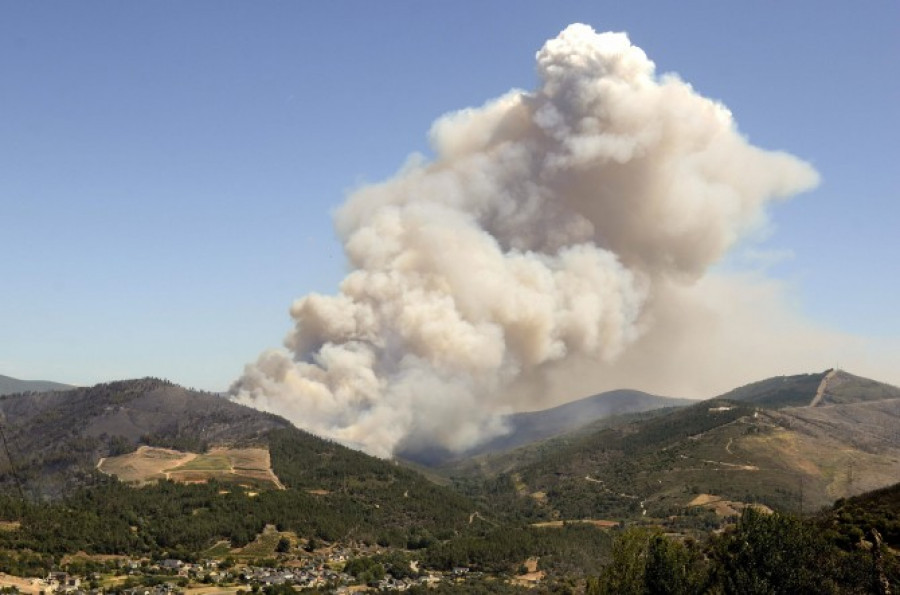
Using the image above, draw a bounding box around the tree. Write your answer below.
[590,527,652,595]
[590,527,707,595]
[644,534,706,595]
[275,537,290,554]
[709,508,836,594]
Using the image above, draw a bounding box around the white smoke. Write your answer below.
[231,24,820,458]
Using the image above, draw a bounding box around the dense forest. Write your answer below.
[589,506,898,594]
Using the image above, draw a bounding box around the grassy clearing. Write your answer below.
[203,540,233,558]
[171,455,231,472]
[224,448,270,471]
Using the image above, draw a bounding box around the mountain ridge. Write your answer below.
[445,369,900,528]
[0,374,73,396]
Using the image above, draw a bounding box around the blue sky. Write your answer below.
[2,2,897,390]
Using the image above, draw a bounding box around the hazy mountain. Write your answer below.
[400,389,690,465]
[0,374,73,396]
[478,390,691,454]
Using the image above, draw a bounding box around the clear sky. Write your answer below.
[2,1,897,391]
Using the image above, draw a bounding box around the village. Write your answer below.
[0,547,487,595]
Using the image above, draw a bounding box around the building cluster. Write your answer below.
[0,552,464,595]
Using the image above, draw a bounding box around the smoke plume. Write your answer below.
[231,24,820,458]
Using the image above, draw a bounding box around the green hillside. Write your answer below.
[715,371,827,408]
[0,378,479,557]
[449,371,900,531]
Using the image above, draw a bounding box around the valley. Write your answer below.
[0,371,895,592]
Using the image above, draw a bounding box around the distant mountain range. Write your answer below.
[0,374,72,396]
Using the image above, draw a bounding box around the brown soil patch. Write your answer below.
[687,493,772,517]
[688,493,718,507]
[98,446,196,484]
[0,573,46,594]
[99,446,283,490]
[512,558,545,585]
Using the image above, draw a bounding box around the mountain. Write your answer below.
[400,389,690,465]
[0,379,475,548]
[716,368,900,408]
[0,377,291,497]
[469,389,690,456]
[0,372,895,587]
[0,377,479,558]
[0,374,72,396]
[714,371,826,408]
[450,370,900,528]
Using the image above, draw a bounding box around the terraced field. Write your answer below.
[98,446,284,490]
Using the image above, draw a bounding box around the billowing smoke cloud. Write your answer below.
[231,24,819,458]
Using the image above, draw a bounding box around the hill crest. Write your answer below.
[0,374,73,396]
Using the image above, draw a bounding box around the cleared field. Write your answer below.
[98,446,283,490]
[225,447,271,470]
[0,573,46,595]
[173,454,231,471]
[532,519,618,529]
[97,446,196,484]
[686,493,772,517]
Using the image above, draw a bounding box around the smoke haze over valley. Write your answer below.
[231,24,894,458]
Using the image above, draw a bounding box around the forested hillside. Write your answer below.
[0,378,290,498]
[448,371,900,530]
